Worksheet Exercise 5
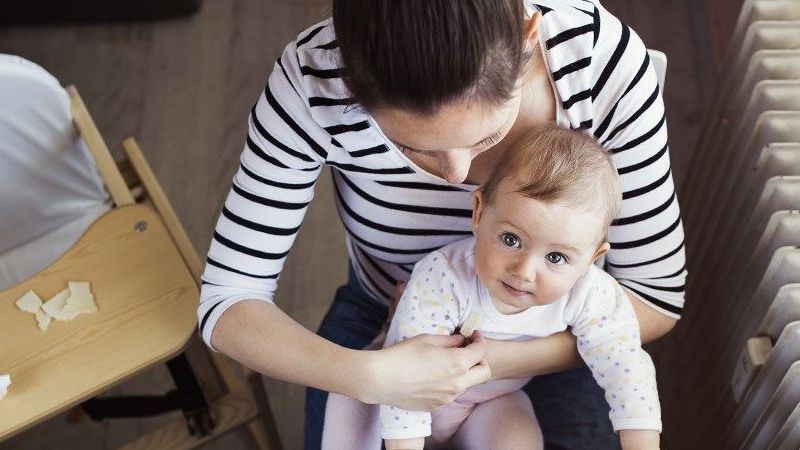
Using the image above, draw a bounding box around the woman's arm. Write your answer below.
[212,300,371,400]
[212,299,491,409]
[486,288,675,380]
[591,2,687,321]
[620,430,661,450]
[204,24,495,412]
[384,438,425,450]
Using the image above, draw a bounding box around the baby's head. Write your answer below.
[472,124,622,313]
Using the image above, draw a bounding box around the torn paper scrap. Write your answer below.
[0,374,10,400]
[63,281,97,314]
[16,281,98,331]
[35,308,51,331]
[15,290,42,313]
[42,288,79,321]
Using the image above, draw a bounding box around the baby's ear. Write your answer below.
[591,242,611,263]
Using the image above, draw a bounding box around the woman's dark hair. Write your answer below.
[332,0,526,115]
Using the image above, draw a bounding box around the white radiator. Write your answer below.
[737,360,800,449]
[769,402,800,449]
[670,0,800,447]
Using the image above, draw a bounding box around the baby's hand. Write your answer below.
[384,437,425,450]
[620,429,660,450]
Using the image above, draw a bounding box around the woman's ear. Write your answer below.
[523,11,542,51]
[591,241,611,263]
[472,190,485,235]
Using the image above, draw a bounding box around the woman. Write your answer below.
[198,1,686,448]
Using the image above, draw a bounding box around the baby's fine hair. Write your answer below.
[481,124,622,236]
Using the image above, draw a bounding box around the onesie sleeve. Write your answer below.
[571,273,662,432]
[379,251,466,440]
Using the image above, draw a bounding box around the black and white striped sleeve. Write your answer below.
[591,4,686,318]
[198,39,328,349]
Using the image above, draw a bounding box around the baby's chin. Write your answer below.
[491,285,554,313]
[532,290,571,306]
[523,296,561,307]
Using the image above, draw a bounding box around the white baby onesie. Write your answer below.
[380,237,661,441]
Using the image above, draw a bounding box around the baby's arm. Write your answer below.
[570,272,661,449]
[381,253,465,448]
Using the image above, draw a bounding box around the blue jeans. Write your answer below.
[305,269,620,450]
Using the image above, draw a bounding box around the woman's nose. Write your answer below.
[437,151,472,184]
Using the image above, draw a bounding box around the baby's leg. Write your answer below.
[320,392,381,450]
[452,390,543,450]
[320,330,386,450]
[426,397,476,447]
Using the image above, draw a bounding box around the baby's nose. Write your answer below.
[511,259,537,283]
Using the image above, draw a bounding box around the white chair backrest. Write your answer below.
[0,55,110,288]
[648,49,667,91]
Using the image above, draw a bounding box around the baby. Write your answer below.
[381,124,661,450]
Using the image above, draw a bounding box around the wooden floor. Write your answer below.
[0,0,739,448]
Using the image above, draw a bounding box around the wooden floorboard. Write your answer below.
[0,0,739,448]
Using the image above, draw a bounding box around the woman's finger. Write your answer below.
[462,359,492,388]
[424,332,466,349]
[454,331,488,366]
[470,330,486,344]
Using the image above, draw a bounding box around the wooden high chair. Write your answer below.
[0,86,282,450]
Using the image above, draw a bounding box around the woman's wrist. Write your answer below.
[484,338,512,380]
[485,332,582,380]
[485,338,545,380]
[341,347,382,404]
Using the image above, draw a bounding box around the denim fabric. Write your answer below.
[305,270,620,450]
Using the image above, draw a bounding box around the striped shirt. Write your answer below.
[198,0,687,348]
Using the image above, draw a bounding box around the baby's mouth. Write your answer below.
[501,280,532,297]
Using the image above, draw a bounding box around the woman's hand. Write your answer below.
[362,331,491,411]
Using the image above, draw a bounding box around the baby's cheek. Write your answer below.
[538,278,569,304]
[472,239,496,280]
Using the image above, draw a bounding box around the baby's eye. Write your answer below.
[500,232,521,248]
[546,252,568,265]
